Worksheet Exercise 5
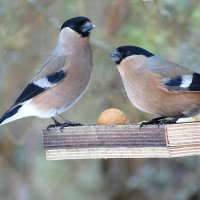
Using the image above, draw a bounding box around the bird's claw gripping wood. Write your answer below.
[47,121,82,131]
[140,116,180,129]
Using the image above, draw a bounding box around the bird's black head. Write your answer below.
[60,16,94,37]
[110,45,154,65]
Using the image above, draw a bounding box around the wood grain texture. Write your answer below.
[43,122,200,160]
[166,122,200,157]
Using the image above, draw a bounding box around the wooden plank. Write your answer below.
[45,147,170,160]
[165,122,200,157]
[43,122,200,160]
[43,125,167,149]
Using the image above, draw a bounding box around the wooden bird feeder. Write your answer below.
[43,122,200,160]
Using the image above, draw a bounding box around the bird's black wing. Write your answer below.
[162,73,200,92]
[147,57,200,92]
[15,70,67,104]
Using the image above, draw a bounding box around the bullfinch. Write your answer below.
[0,16,94,127]
[110,45,200,125]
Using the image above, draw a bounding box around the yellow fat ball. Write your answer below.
[97,108,129,125]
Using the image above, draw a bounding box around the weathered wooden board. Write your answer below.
[43,122,200,160]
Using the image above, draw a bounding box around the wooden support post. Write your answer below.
[43,122,200,160]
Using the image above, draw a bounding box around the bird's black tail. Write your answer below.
[0,114,8,125]
[0,105,22,125]
[0,116,4,125]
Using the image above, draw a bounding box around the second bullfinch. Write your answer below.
[0,16,94,127]
[110,45,200,125]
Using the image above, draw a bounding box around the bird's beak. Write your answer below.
[109,50,122,64]
[81,21,95,33]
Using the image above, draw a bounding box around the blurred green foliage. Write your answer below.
[0,0,200,199]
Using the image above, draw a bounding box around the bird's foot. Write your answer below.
[158,118,179,125]
[140,117,179,129]
[47,120,82,131]
[60,121,82,127]
[140,117,166,128]
[59,121,82,132]
[47,121,63,130]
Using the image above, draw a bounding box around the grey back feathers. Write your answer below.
[145,56,200,92]
[146,55,200,92]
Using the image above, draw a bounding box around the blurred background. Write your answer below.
[0,0,200,199]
